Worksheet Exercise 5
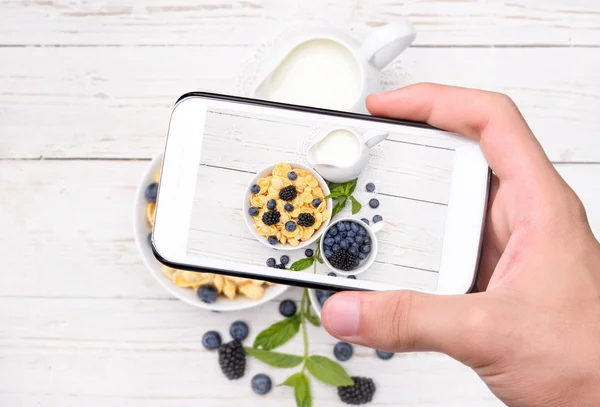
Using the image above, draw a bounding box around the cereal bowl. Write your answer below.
[243,162,333,251]
[133,153,290,311]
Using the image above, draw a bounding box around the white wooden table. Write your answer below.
[1,2,599,406]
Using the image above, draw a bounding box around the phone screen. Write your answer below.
[183,101,464,291]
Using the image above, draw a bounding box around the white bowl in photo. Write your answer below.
[133,153,290,311]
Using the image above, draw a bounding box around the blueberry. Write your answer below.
[349,247,359,256]
[312,198,322,208]
[361,245,371,253]
[328,272,337,277]
[275,264,286,269]
[329,226,338,236]
[251,373,272,395]
[364,236,371,245]
[340,240,349,249]
[144,182,159,203]
[202,331,222,350]
[345,238,354,246]
[369,199,380,209]
[267,199,277,210]
[366,182,376,193]
[305,248,314,258]
[268,236,278,245]
[358,252,368,260]
[334,342,353,362]
[351,242,359,249]
[248,207,259,216]
[285,221,297,232]
[376,350,395,360]
[280,255,290,265]
[348,275,356,280]
[358,227,366,236]
[324,237,335,247]
[250,184,260,194]
[361,218,370,225]
[373,215,383,223]
[355,235,365,245]
[332,244,341,252]
[338,223,346,232]
[266,258,276,267]
[197,285,218,303]
[284,203,294,212]
[350,223,359,232]
[279,299,297,317]
[230,321,249,341]
[287,171,298,181]
[339,231,347,238]
[146,232,152,246]
[347,231,356,238]
[316,290,335,307]
[324,249,333,258]
[334,235,342,244]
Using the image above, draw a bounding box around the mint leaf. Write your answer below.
[349,196,362,215]
[281,372,303,387]
[295,373,312,407]
[344,179,358,195]
[244,347,303,368]
[290,257,315,271]
[253,314,300,350]
[306,355,354,386]
[305,311,321,327]
[324,189,346,199]
[331,196,347,218]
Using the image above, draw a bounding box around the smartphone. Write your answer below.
[152,92,491,294]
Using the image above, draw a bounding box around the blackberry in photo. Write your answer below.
[329,249,358,271]
[338,377,376,405]
[279,185,297,201]
[218,340,246,380]
[262,210,280,226]
[298,213,315,227]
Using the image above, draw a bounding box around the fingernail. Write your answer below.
[323,295,360,337]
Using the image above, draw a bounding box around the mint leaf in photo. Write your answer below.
[253,314,301,351]
[290,257,315,271]
[306,355,354,386]
[344,179,358,196]
[331,196,348,218]
[244,347,303,368]
[349,196,362,215]
[281,372,303,387]
[294,373,312,407]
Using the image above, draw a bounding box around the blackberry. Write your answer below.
[329,249,357,271]
[248,207,259,217]
[218,340,246,380]
[298,213,315,227]
[279,185,297,201]
[262,210,280,226]
[337,377,376,405]
[284,203,294,212]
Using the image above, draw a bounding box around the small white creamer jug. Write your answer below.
[307,126,389,183]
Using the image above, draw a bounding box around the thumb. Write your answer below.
[321,290,492,365]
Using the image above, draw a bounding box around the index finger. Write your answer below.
[366,83,553,181]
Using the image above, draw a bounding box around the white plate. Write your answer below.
[133,153,290,311]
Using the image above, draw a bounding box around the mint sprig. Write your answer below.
[325,179,362,216]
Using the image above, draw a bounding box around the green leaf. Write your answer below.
[294,373,312,407]
[305,311,321,327]
[349,196,362,215]
[344,179,358,196]
[281,372,303,387]
[324,189,346,199]
[315,242,324,264]
[331,196,347,219]
[290,256,315,271]
[306,355,354,386]
[244,347,304,368]
[253,314,301,351]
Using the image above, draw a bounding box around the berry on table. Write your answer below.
[279,185,297,201]
[305,248,314,258]
[218,340,246,380]
[348,275,356,280]
[197,285,218,303]
[202,331,222,350]
[229,321,249,341]
[274,263,286,269]
[262,210,281,226]
[376,350,394,360]
[248,207,259,217]
[369,199,380,209]
[329,249,358,271]
[251,373,272,395]
[373,215,383,223]
[250,184,260,194]
[279,299,297,317]
[284,203,294,212]
[268,236,278,245]
[267,199,277,210]
[361,218,370,225]
[287,171,298,181]
[365,182,376,193]
[312,198,322,208]
[280,255,290,265]
[266,258,276,267]
[316,290,335,308]
[328,272,337,277]
[285,221,297,232]
[337,376,376,405]
[298,213,315,227]
[334,342,354,362]
[144,182,159,203]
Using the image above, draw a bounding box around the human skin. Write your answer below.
[321,83,600,406]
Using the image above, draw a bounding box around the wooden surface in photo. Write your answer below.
[1,1,600,406]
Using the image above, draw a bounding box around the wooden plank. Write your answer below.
[1,0,599,46]
[0,296,501,406]
[1,46,599,162]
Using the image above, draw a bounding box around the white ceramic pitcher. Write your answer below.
[252,20,417,113]
[307,126,389,183]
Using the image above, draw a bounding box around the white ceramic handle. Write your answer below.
[363,130,389,148]
[370,220,385,234]
[360,20,417,70]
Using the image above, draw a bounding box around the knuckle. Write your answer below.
[387,291,416,350]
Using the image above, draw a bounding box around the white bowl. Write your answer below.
[133,153,290,311]
[242,162,333,251]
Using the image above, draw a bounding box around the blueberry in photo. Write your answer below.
[144,182,159,203]
[324,237,335,247]
[305,248,314,258]
[366,182,376,193]
[268,236,278,245]
[364,236,371,245]
[349,247,359,257]
[376,350,395,360]
[351,243,360,250]
[230,321,249,341]
[280,255,290,265]
[348,275,356,280]
[287,171,298,180]
[316,290,335,307]
[251,373,272,395]
[284,203,294,212]
[248,207,259,217]
[355,235,365,245]
[266,258,276,267]
[329,226,338,236]
[328,272,337,277]
[361,245,371,253]
[358,252,368,260]
[275,264,286,269]
[267,199,277,210]
[334,342,353,362]
[361,218,370,225]
[369,198,380,209]
[197,284,218,303]
[279,299,297,317]
[312,198,322,208]
[332,244,341,252]
[340,240,349,249]
[350,222,359,233]
[373,215,383,223]
[357,227,366,236]
[337,222,345,232]
[324,249,333,258]
[347,230,356,238]
[334,235,342,244]
[285,221,297,232]
[250,184,261,194]
[202,331,222,350]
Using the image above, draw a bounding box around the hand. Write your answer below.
[321,83,600,406]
